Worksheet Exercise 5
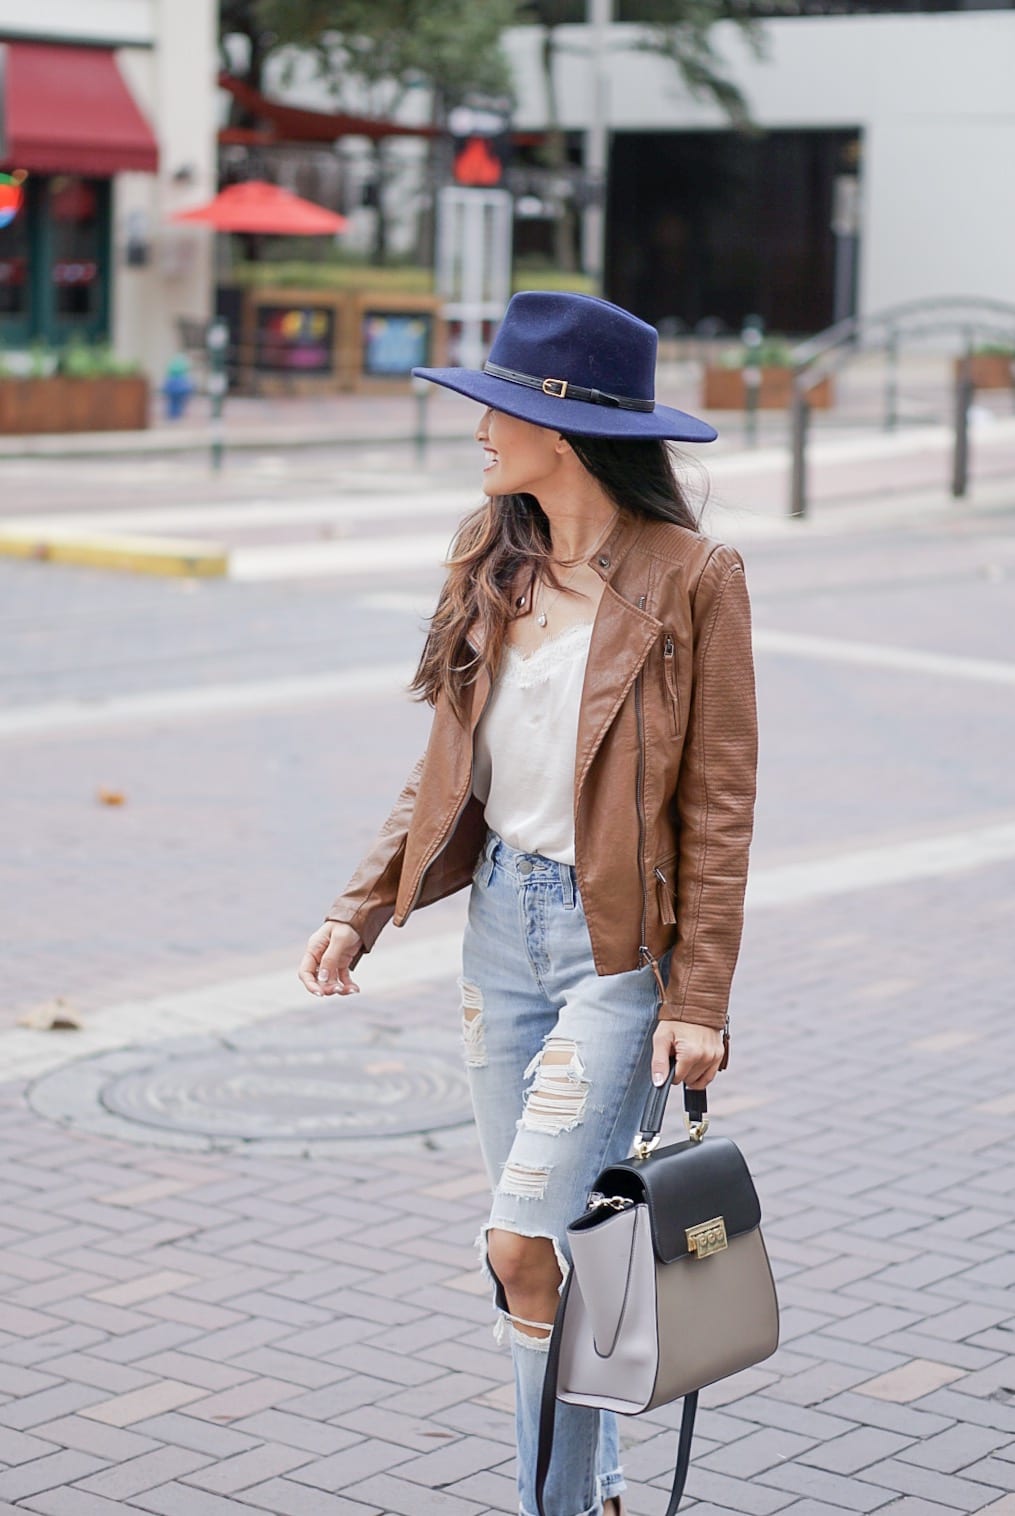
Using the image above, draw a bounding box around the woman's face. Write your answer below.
[474,407,565,496]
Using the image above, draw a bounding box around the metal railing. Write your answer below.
[787,296,1015,518]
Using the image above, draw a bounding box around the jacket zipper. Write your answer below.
[402,782,474,917]
[635,598,666,1002]
[403,678,493,918]
[663,633,680,737]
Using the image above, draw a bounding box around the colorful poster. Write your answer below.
[362,312,433,377]
[256,304,336,373]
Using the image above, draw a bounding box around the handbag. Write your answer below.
[535,1064,779,1516]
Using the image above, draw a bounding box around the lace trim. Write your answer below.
[500,621,594,690]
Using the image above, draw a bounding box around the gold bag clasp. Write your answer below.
[686,1216,728,1259]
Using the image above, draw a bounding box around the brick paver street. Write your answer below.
[1,418,1014,1514]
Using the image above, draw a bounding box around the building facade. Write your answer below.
[0,0,218,377]
[505,7,1015,335]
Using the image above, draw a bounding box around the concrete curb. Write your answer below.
[0,526,228,577]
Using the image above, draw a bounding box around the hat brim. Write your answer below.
[412,366,718,443]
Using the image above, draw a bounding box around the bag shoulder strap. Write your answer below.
[535,1272,699,1516]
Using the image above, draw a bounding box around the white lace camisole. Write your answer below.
[472,621,594,866]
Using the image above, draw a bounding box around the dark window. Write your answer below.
[0,194,29,326]
[48,177,105,327]
[605,128,861,335]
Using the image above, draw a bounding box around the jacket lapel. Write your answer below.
[575,582,660,798]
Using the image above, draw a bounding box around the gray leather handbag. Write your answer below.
[536,1072,779,1516]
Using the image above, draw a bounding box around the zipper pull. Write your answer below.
[654,867,677,925]
[639,945,667,1002]
[663,634,674,658]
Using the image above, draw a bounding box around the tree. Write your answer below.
[621,0,769,132]
[220,0,279,113]
[260,1,518,262]
[515,0,769,271]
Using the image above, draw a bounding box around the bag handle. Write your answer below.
[535,1271,698,1516]
[635,1054,709,1158]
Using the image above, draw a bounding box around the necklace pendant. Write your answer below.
[537,612,548,628]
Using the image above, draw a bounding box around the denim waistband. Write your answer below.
[479,831,577,907]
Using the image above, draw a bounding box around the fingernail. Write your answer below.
[652,1069,666,1086]
[317,969,328,982]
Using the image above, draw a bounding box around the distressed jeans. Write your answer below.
[461,832,663,1516]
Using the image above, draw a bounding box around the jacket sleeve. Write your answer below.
[660,546,758,1029]
[324,752,424,959]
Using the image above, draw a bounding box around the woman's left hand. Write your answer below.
[651,1020,725,1090]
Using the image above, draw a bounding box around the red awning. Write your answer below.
[218,73,440,145]
[0,41,159,176]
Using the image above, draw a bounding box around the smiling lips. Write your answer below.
[483,450,499,472]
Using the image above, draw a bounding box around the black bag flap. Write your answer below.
[594,1136,761,1264]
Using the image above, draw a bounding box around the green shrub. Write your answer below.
[59,339,141,378]
[719,336,796,370]
[227,258,597,298]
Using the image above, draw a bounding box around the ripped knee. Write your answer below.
[459,978,486,1068]
[481,1226,567,1346]
[520,1037,589,1135]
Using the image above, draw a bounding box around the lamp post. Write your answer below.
[583,0,612,292]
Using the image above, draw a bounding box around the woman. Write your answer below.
[299,291,757,1516]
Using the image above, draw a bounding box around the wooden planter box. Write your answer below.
[0,376,150,434]
[702,366,834,410]
[954,354,1014,390]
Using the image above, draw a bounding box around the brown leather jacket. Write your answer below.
[326,512,757,1031]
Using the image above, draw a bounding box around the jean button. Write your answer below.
[517,859,533,876]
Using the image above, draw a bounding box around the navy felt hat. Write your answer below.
[413,290,717,443]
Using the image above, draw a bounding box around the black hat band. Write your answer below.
[482,361,655,414]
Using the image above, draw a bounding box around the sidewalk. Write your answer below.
[2,842,1015,1515]
[0,349,1012,461]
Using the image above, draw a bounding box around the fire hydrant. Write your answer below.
[162,355,195,420]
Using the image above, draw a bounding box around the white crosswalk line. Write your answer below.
[5,622,1012,741]
[747,822,1015,907]
[754,628,1015,686]
[3,819,1014,1083]
[230,532,454,581]
[0,663,416,739]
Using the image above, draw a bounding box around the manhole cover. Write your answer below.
[99,1043,472,1140]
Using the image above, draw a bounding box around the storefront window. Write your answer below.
[0,177,29,334]
[48,177,104,328]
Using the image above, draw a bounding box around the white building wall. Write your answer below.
[0,0,153,45]
[114,0,218,377]
[505,13,1015,321]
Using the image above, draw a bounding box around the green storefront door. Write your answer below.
[0,174,111,351]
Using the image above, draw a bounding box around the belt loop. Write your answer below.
[477,831,497,887]
[561,864,576,910]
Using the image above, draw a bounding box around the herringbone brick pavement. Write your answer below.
[1,843,1014,1516]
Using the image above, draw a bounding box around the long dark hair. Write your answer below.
[410,435,702,720]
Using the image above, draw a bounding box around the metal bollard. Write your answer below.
[206,320,229,474]
[884,328,898,432]
[411,376,430,466]
[951,355,973,498]
[743,365,761,448]
[789,383,810,519]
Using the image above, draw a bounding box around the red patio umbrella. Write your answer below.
[172,180,347,236]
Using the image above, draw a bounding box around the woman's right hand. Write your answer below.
[298,922,363,998]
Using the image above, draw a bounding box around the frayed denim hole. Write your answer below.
[459,979,487,1068]
[520,1037,589,1135]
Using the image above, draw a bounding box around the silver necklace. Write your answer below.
[534,513,618,628]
